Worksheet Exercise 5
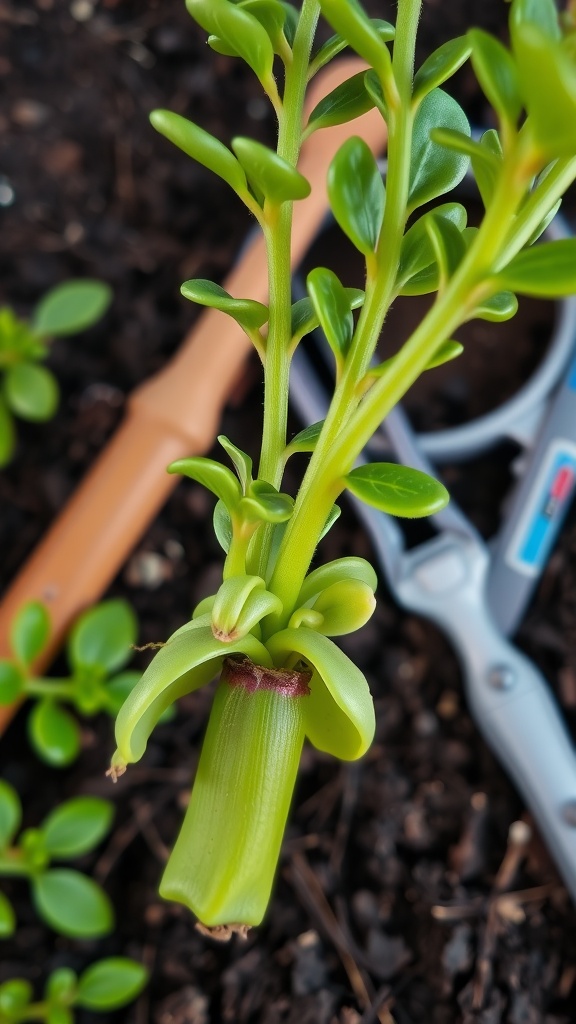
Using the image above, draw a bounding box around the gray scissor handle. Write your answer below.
[397,532,576,901]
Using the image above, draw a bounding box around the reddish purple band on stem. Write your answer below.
[223,655,311,697]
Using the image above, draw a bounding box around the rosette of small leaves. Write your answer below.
[0,782,114,939]
[0,280,111,466]
[0,958,148,1024]
[0,599,144,768]
[109,0,576,934]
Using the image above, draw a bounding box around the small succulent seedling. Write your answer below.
[0,599,149,767]
[0,781,114,939]
[0,958,148,1024]
[110,0,576,930]
[0,279,111,466]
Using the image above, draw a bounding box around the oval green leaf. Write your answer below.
[413,36,472,103]
[77,958,148,1011]
[33,869,114,938]
[267,627,375,760]
[40,797,114,859]
[408,89,470,213]
[218,435,253,492]
[28,700,81,767]
[32,280,111,337]
[0,891,16,938]
[290,288,364,346]
[285,420,324,456]
[45,968,78,1004]
[426,339,464,368]
[4,362,59,422]
[150,109,247,195]
[231,137,311,204]
[10,601,50,666]
[0,660,25,704]
[240,482,294,524]
[318,0,392,80]
[510,0,561,42]
[298,555,378,607]
[68,599,137,674]
[425,213,467,285]
[306,267,354,363]
[512,25,576,157]
[0,780,21,850]
[468,28,522,128]
[496,240,576,297]
[213,499,233,553]
[346,462,449,518]
[306,71,375,134]
[0,980,32,1014]
[180,279,268,331]
[187,0,275,84]
[328,135,385,255]
[471,290,518,322]
[168,456,242,511]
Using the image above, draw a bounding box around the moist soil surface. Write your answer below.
[2,2,576,1022]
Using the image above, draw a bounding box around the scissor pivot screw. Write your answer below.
[487,665,516,690]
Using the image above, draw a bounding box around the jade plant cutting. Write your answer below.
[109,0,576,930]
[0,959,148,1024]
[0,782,114,939]
[0,279,111,466]
[0,599,145,767]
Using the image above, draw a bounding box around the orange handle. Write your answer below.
[0,59,387,733]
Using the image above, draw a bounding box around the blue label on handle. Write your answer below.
[507,440,576,577]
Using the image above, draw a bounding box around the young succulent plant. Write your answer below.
[0,959,148,1024]
[0,599,147,768]
[110,0,576,931]
[0,280,111,466]
[0,782,114,939]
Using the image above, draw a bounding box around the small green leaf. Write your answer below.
[102,671,140,716]
[168,456,242,511]
[471,129,503,207]
[0,891,16,938]
[496,240,576,297]
[309,20,394,78]
[239,0,288,54]
[68,599,137,674]
[0,780,22,849]
[280,2,298,45]
[0,660,25,704]
[40,798,113,859]
[298,556,378,606]
[213,499,233,553]
[47,1007,73,1024]
[426,340,464,368]
[32,280,111,337]
[468,29,522,129]
[431,127,500,165]
[4,362,59,421]
[180,279,268,331]
[318,0,393,80]
[510,0,561,41]
[408,89,470,213]
[306,267,354,365]
[0,980,32,1015]
[306,71,375,134]
[231,137,311,204]
[306,578,376,636]
[472,291,518,322]
[512,25,576,157]
[319,503,341,540]
[285,420,324,456]
[187,0,275,84]
[0,395,16,467]
[346,463,449,517]
[289,289,364,346]
[45,968,78,1004]
[28,700,81,767]
[363,69,387,119]
[328,136,385,255]
[267,627,375,760]
[240,482,294,523]
[150,110,247,195]
[425,213,466,286]
[413,36,472,103]
[10,601,51,666]
[218,435,253,492]
[33,869,114,938]
[397,202,467,293]
[77,958,148,1011]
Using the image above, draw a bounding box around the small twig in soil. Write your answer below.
[329,762,361,879]
[287,851,396,1024]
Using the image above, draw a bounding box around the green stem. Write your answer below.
[0,849,30,877]
[23,678,76,701]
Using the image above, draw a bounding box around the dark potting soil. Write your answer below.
[2,2,576,1022]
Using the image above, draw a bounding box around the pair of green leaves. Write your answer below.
[0,599,141,767]
[0,783,114,939]
[0,281,111,466]
[169,435,294,556]
[0,959,147,1023]
[151,110,310,209]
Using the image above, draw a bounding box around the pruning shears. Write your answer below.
[290,210,576,901]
